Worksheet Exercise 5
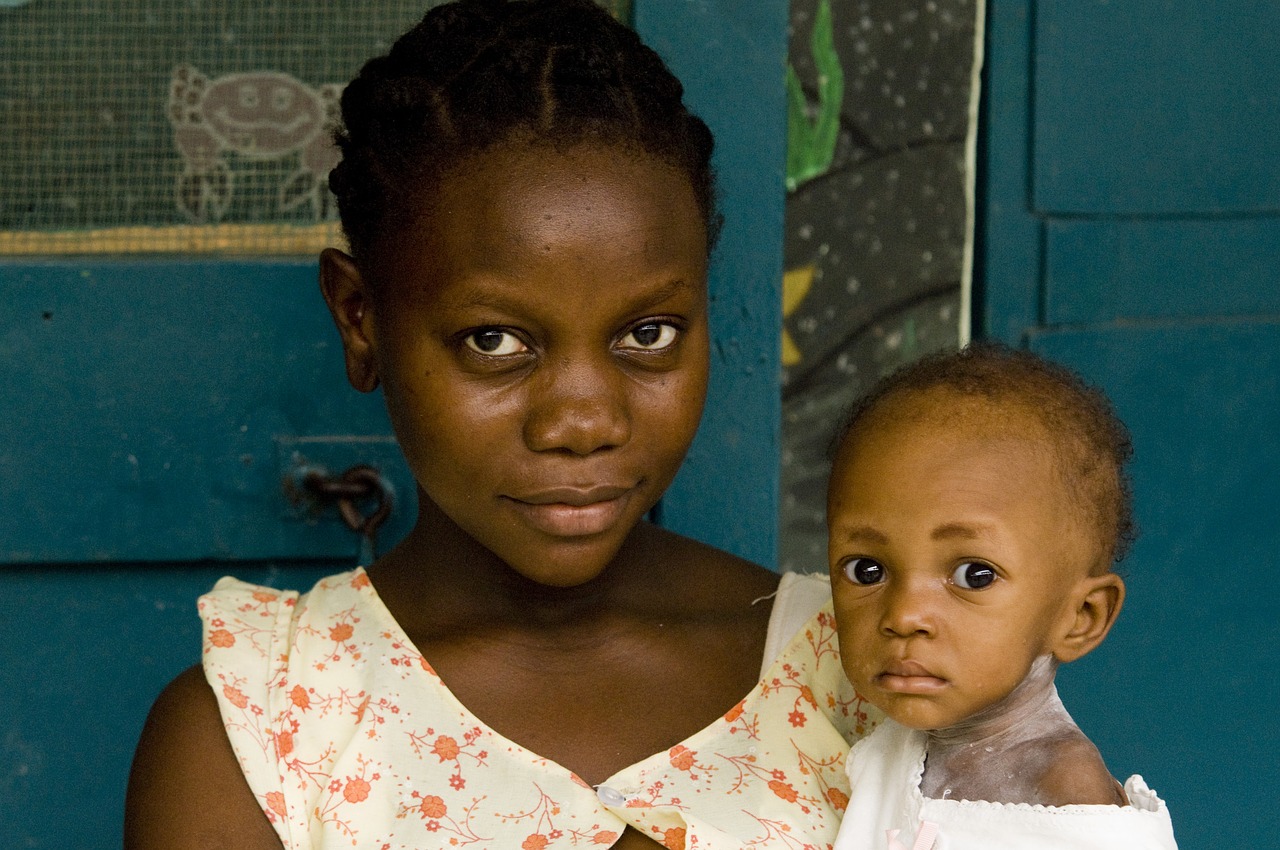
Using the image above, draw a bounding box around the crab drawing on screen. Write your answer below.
[168,63,342,223]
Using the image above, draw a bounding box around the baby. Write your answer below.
[827,345,1178,849]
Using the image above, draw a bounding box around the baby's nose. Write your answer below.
[878,580,938,638]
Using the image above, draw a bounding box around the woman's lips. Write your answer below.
[504,485,635,537]
[876,660,948,695]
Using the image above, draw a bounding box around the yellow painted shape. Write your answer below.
[782,264,815,367]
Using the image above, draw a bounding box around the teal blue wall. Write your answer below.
[980,2,1280,847]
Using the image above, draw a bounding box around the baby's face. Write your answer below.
[827,398,1093,730]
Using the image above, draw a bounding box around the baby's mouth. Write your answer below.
[876,660,948,695]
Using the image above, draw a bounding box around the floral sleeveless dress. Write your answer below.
[200,569,878,849]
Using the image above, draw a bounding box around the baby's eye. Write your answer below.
[619,322,679,351]
[464,329,526,356]
[952,562,997,590]
[842,557,886,586]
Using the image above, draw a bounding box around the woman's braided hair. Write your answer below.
[330,0,718,266]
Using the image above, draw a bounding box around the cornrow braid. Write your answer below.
[330,0,718,266]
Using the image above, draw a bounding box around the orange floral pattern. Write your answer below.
[200,570,877,848]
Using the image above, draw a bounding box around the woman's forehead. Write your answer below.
[377,144,704,277]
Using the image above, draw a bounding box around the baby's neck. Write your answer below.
[927,656,1066,752]
[919,656,1085,803]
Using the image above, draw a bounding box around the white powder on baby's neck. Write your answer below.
[919,656,1088,804]
[927,656,1065,750]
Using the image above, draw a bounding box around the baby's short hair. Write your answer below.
[837,343,1136,567]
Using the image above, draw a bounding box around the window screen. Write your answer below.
[0,0,630,255]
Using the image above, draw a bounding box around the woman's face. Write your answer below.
[339,142,710,587]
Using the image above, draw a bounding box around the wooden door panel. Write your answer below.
[1044,218,1280,324]
[1033,0,1280,214]
[1,261,415,563]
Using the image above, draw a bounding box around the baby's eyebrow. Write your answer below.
[930,522,990,541]
[836,525,889,545]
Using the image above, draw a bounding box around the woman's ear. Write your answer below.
[1052,573,1125,664]
[319,247,379,393]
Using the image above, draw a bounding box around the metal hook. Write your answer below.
[300,464,394,540]
[289,460,391,560]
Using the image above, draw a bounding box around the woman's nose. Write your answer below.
[878,579,937,638]
[522,357,631,455]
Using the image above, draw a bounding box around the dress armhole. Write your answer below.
[760,571,832,678]
[199,577,300,848]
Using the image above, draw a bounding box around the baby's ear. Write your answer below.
[319,248,379,393]
[1052,573,1125,664]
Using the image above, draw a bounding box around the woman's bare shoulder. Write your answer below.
[125,664,282,849]
[637,522,779,601]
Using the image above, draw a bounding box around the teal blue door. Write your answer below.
[0,3,787,844]
[982,2,1280,847]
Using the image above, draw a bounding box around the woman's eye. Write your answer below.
[842,558,886,586]
[464,329,526,356]
[952,562,998,589]
[619,322,679,351]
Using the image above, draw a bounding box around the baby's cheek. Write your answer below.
[833,620,877,689]
[833,600,875,636]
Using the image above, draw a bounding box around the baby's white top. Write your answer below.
[835,718,1178,849]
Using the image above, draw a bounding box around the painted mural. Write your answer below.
[780,0,981,572]
[168,65,344,224]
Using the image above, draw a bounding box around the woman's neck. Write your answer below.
[368,492,662,636]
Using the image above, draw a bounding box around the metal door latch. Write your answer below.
[285,463,394,562]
